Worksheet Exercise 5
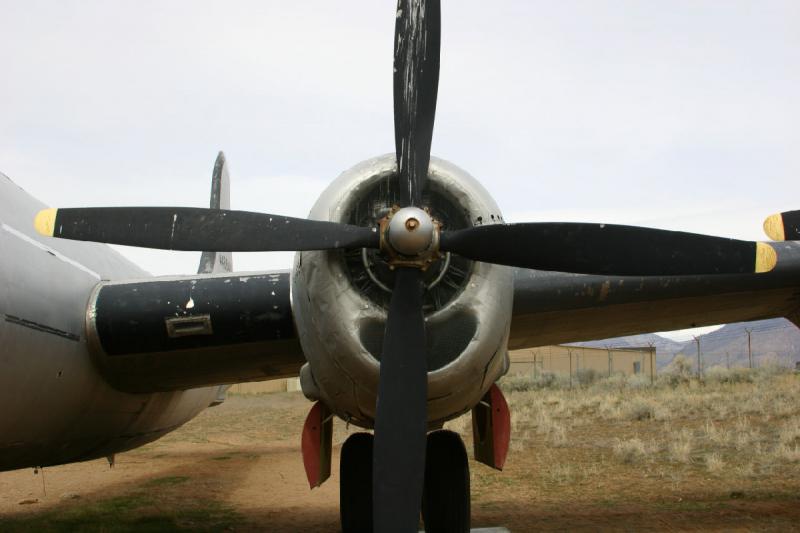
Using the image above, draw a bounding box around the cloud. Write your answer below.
[2,0,798,280]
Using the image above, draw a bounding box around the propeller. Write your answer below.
[34,207,379,252]
[393,0,440,207]
[371,1,441,530]
[764,210,800,241]
[439,222,778,276]
[32,1,778,531]
[372,267,428,532]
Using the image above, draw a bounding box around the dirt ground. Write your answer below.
[1,388,799,532]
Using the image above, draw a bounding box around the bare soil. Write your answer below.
[1,386,799,532]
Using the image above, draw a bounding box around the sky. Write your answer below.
[2,1,799,340]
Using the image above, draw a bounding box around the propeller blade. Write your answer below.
[440,222,778,276]
[764,210,800,241]
[393,0,441,206]
[34,207,379,252]
[373,267,427,532]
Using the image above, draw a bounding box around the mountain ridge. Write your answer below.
[571,318,800,369]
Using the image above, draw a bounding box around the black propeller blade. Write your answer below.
[764,210,800,241]
[372,267,428,532]
[34,207,379,252]
[440,222,777,276]
[368,2,442,530]
[393,0,441,206]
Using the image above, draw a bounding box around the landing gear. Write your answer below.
[339,430,470,533]
[422,430,471,533]
[340,432,374,532]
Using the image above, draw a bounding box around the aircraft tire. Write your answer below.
[422,429,471,533]
[340,432,374,533]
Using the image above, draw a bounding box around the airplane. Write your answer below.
[3,1,800,531]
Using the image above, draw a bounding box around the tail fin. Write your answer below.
[198,151,234,274]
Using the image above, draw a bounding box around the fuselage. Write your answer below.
[0,173,220,471]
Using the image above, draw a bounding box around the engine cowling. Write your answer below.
[292,154,514,428]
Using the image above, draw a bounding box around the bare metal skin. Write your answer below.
[0,173,220,471]
[292,155,514,429]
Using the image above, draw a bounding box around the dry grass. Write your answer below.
[613,437,649,464]
[705,452,725,474]
[3,370,800,531]
[499,367,800,484]
[668,429,694,464]
[779,417,800,446]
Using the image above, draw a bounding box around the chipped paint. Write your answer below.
[169,213,177,244]
[598,280,611,302]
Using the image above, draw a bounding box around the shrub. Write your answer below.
[755,354,791,379]
[779,418,800,447]
[613,437,649,464]
[626,374,652,389]
[623,398,655,421]
[590,373,627,392]
[705,452,725,473]
[576,368,601,387]
[668,429,694,463]
[500,374,536,393]
[500,372,568,392]
[705,366,754,384]
[659,354,694,387]
[773,444,800,463]
[703,420,732,446]
[532,372,565,389]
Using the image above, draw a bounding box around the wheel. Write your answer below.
[340,432,374,533]
[422,430,470,533]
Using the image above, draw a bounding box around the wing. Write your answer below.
[88,269,305,393]
[509,241,800,350]
[63,153,304,393]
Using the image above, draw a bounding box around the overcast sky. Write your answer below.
[2,1,799,339]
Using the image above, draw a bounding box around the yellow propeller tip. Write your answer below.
[763,213,785,241]
[34,208,57,237]
[755,242,777,273]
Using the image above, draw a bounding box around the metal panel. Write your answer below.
[88,271,305,392]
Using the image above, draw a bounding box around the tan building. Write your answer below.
[508,345,656,381]
[228,377,302,394]
[229,344,656,393]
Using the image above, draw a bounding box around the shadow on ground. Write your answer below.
[4,471,800,533]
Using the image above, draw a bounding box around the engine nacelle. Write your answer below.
[292,154,513,428]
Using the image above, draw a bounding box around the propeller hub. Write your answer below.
[387,207,434,256]
[379,206,441,270]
